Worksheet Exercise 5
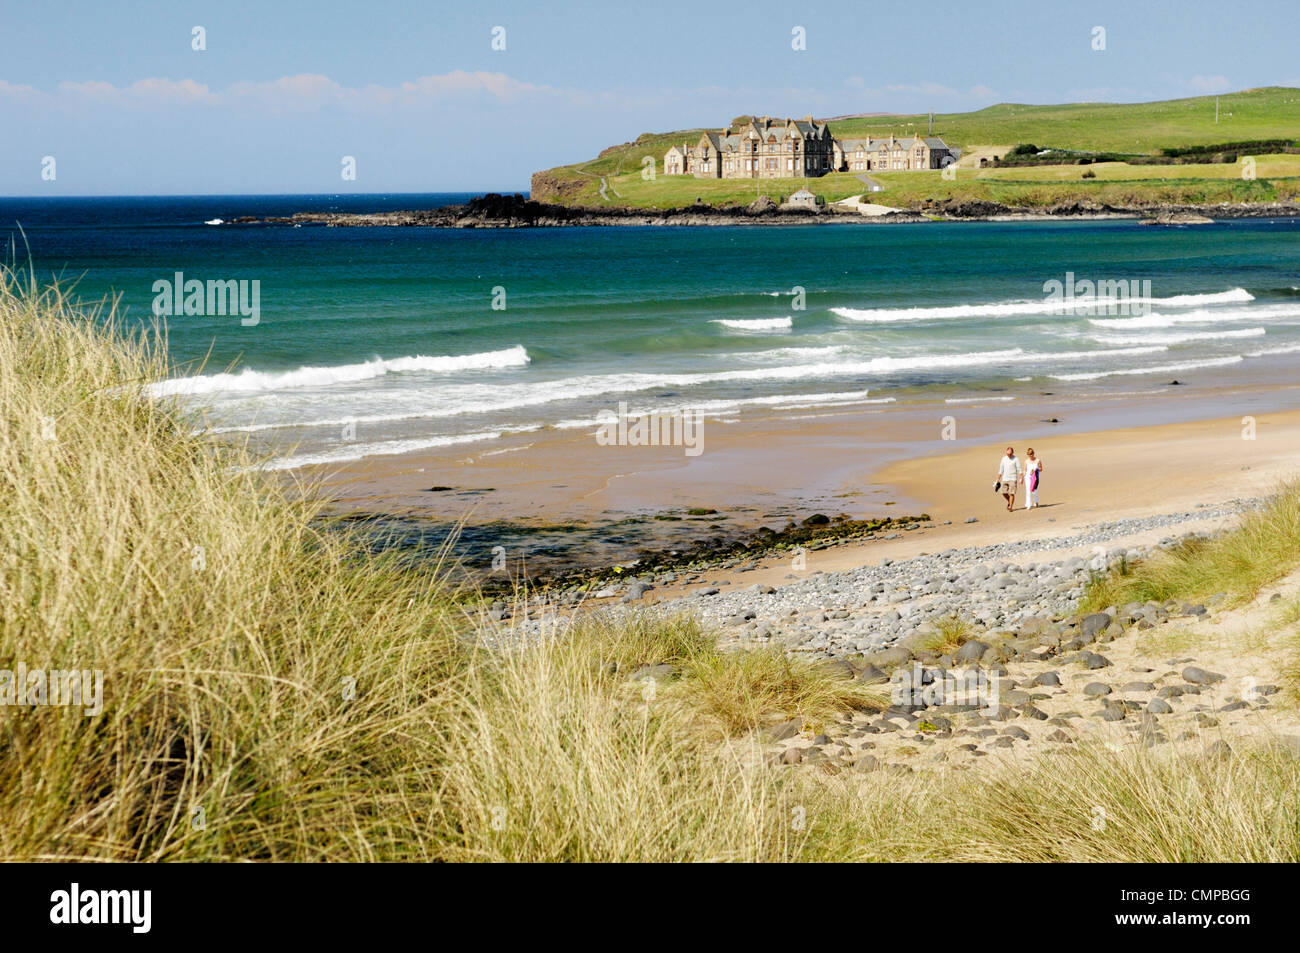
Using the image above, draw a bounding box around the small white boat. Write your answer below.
[204,218,224,225]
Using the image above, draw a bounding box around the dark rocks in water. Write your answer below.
[1139,211,1214,226]
[802,513,831,526]
[936,198,1016,218]
[426,485,455,492]
[1167,380,1182,386]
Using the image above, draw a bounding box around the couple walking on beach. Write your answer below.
[995,446,1043,512]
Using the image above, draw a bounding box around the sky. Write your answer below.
[2,0,1298,195]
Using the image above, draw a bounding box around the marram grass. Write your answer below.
[1081,483,1300,612]
[2,269,1298,862]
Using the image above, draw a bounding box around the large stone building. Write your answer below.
[664,116,953,178]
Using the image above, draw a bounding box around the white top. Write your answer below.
[998,455,1021,482]
[1025,459,1041,474]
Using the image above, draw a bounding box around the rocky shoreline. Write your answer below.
[499,500,1256,651]
[490,495,1293,774]
[232,192,1300,229]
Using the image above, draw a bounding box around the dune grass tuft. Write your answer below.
[680,648,886,736]
[916,614,978,655]
[1082,483,1300,612]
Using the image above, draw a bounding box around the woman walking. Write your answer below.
[1024,447,1043,509]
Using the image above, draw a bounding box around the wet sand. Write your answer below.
[297,374,1300,576]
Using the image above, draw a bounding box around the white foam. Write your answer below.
[945,396,1016,404]
[1087,307,1285,329]
[1051,356,1244,381]
[151,345,531,397]
[550,391,893,430]
[1148,288,1254,307]
[834,301,1047,322]
[261,427,536,471]
[1245,342,1300,358]
[205,346,1169,436]
[710,317,794,331]
[1086,327,1266,346]
[831,288,1254,323]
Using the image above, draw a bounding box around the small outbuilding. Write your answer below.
[785,187,818,209]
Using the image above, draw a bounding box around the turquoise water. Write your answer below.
[6,196,1300,470]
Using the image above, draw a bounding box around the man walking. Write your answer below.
[995,446,1021,513]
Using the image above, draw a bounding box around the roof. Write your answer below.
[681,119,947,156]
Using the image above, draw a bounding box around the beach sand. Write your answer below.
[301,378,1300,581]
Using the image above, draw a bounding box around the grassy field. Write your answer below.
[4,272,1300,861]
[535,87,1300,210]
[547,158,1296,211]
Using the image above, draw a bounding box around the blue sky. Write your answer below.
[2,0,1297,195]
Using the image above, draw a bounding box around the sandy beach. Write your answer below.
[301,373,1300,581]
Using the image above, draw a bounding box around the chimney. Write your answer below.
[805,114,812,122]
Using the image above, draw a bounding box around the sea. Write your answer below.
[6,194,1300,475]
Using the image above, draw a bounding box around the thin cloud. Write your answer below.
[2,71,557,113]
[1188,74,1231,93]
